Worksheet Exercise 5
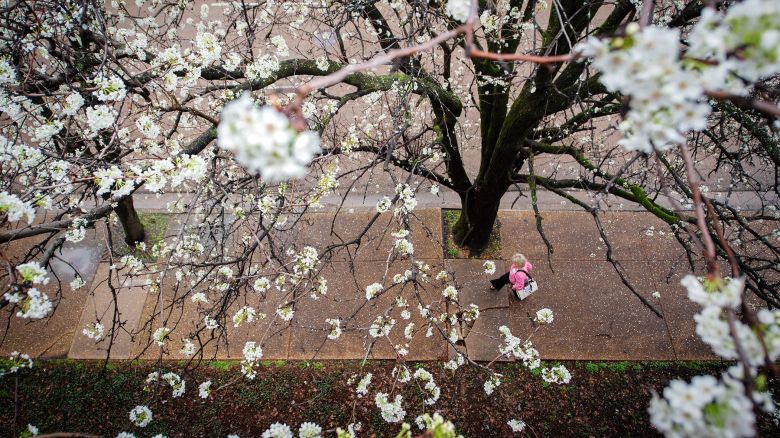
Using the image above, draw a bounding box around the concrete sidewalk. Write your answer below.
[1,208,724,362]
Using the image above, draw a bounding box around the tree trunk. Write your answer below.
[115,196,145,245]
[452,187,503,254]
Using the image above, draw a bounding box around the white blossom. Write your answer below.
[218,94,320,182]
[446,0,471,23]
[374,392,405,423]
[198,380,212,399]
[541,364,571,384]
[82,321,105,340]
[15,288,52,320]
[153,327,170,346]
[298,422,322,438]
[535,308,554,324]
[326,318,342,340]
[365,282,383,300]
[356,372,372,397]
[262,423,293,438]
[129,405,152,428]
[0,192,35,224]
[507,419,526,433]
[16,261,49,285]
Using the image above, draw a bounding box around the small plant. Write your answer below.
[584,362,601,374]
[208,361,233,371]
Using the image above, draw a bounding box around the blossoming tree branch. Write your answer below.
[0,0,779,436]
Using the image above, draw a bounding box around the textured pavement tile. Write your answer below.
[499,210,606,262]
[600,212,684,261]
[499,210,685,263]
[130,273,292,360]
[446,260,512,362]
[2,208,751,363]
[498,210,550,261]
[626,261,719,361]
[288,260,447,360]
[508,261,676,360]
[1,231,103,358]
[296,208,443,262]
[69,263,151,359]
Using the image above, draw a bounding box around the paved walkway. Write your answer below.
[1,208,723,362]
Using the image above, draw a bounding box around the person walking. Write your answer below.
[490,253,533,293]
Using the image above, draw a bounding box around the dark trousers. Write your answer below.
[490,272,511,290]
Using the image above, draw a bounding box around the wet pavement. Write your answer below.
[1,208,725,362]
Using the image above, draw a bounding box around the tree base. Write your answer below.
[442,209,502,259]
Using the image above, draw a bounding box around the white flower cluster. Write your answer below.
[687,0,780,93]
[441,285,458,301]
[85,104,118,134]
[153,327,170,346]
[245,55,280,81]
[507,419,526,433]
[139,154,206,193]
[369,315,396,338]
[579,0,780,153]
[198,380,212,399]
[374,392,406,423]
[162,372,186,398]
[276,305,294,322]
[686,275,779,369]
[0,192,35,224]
[413,368,440,405]
[376,197,392,213]
[180,339,195,357]
[649,370,761,438]
[16,261,48,285]
[0,59,17,84]
[233,306,259,327]
[535,308,554,324]
[253,277,271,293]
[82,321,105,341]
[483,260,496,275]
[326,318,342,340]
[92,74,126,102]
[497,326,540,370]
[1,351,33,377]
[217,94,320,183]
[261,423,292,438]
[241,341,263,379]
[365,282,383,300]
[394,184,417,214]
[446,0,471,23]
[298,422,322,438]
[293,246,319,276]
[541,365,571,384]
[6,288,52,320]
[683,275,742,310]
[94,166,134,198]
[650,274,780,437]
[129,405,152,428]
[413,413,458,435]
[394,237,414,257]
[356,372,372,397]
[579,25,708,153]
[484,374,501,395]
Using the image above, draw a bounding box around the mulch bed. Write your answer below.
[0,360,776,437]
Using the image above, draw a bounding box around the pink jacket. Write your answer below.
[509,261,533,290]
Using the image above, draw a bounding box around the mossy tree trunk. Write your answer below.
[115,196,145,245]
[445,0,628,253]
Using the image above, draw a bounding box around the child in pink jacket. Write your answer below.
[489,253,532,291]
